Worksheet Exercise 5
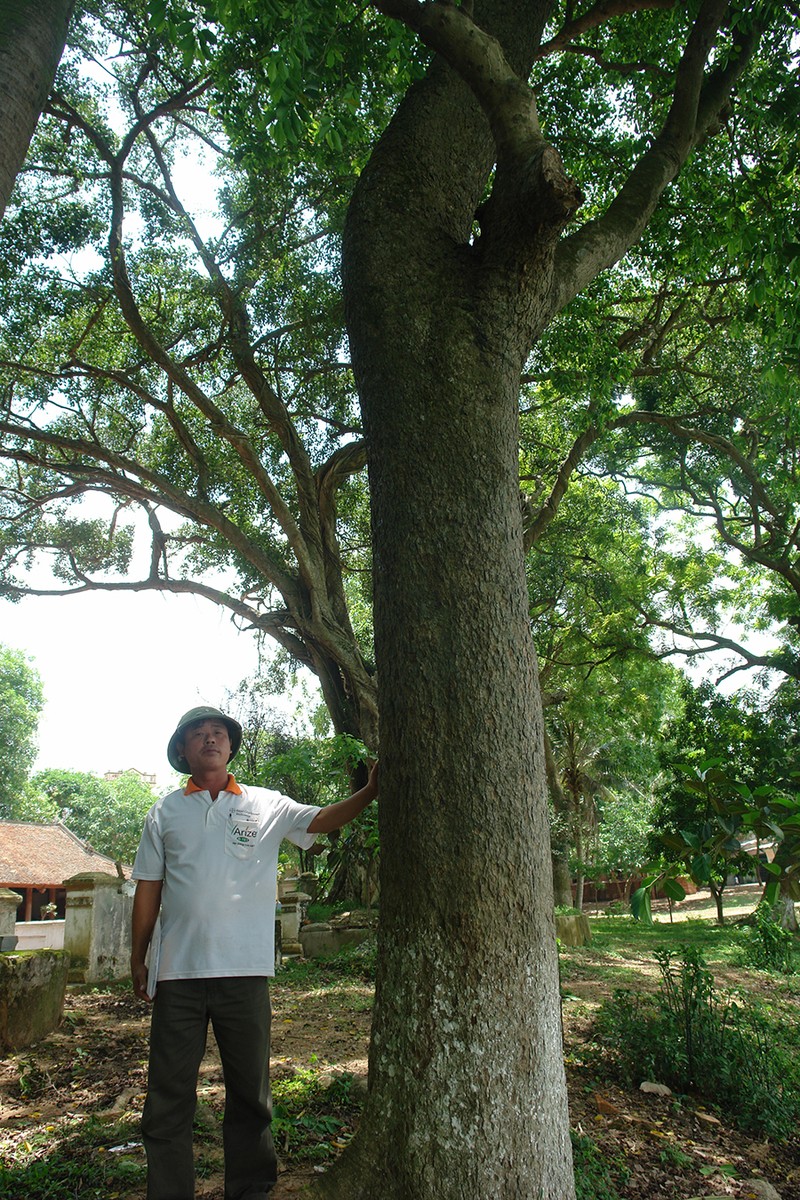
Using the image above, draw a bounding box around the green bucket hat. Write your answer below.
[167,705,243,773]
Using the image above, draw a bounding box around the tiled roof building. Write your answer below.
[0,821,127,921]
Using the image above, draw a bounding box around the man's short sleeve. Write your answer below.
[280,800,323,851]
[131,808,165,881]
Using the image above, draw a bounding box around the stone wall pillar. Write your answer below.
[0,949,70,1051]
[278,890,311,956]
[63,873,135,983]
[0,889,21,951]
[298,872,319,902]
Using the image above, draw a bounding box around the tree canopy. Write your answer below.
[30,766,158,863]
[1,2,800,1196]
[0,0,798,736]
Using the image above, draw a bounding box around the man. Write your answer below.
[130,705,378,1200]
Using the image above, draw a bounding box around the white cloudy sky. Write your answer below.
[2,587,286,790]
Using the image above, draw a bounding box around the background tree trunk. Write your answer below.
[544,725,575,907]
[775,885,799,933]
[0,0,74,220]
[552,851,574,910]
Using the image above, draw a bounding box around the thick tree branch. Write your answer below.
[523,402,796,566]
[553,0,760,311]
[375,0,584,256]
[634,604,800,681]
[374,0,543,162]
[0,420,301,601]
[523,424,602,551]
[129,85,333,586]
[535,0,675,60]
[46,90,308,564]
[105,155,316,583]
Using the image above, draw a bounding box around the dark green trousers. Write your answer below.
[142,977,276,1200]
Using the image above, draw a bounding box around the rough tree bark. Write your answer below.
[327,2,580,1195]
[0,0,74,220]
[317,0,759,1195]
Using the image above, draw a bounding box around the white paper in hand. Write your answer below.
[146,915,161,1000]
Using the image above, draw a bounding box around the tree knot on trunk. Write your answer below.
[476,142,583,267]
[515,144,583,234]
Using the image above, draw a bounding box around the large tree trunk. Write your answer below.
[0,0,74,220]
[334,317,575,1198]
[322,3,576,1195]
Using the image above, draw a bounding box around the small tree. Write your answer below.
[31,767,157,864]
[634,771,800,928]
[660,763,754,923]
[0,642,44,818]
[552,722,604,911]
[595,785,659,905]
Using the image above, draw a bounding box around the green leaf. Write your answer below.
[630,885,653,924]
[662,877,687,903]
[691,854,712,883]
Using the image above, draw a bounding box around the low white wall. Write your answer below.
[14,921,66,951]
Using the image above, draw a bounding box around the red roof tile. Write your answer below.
[0,822,128,887]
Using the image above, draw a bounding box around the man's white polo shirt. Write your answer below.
[132,775,320,981]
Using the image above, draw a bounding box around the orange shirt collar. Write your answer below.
[185,773,242,796]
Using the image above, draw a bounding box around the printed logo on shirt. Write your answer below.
[225,808,260,858]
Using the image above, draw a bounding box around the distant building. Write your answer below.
[104,767,157,787]
[0,821,129,921]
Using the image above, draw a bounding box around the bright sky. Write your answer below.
[1,588,279,791]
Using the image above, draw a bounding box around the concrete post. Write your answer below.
[278,890,311,955]
[0,889,21,951]
[278,876,300,900]
[298,872,319,902]
[63,872,135,983]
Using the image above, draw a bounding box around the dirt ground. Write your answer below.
[1,887,799,1199]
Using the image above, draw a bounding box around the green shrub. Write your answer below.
[594,946,800,1140]
[314,935,377,980]
[738,902,796,974]
[306,899,363,923]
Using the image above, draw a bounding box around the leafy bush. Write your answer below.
[306,899,363,923]
[738,901,796,974]
[276,937,377,991]
[312,935,378,981]
[594,946,800,1139]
